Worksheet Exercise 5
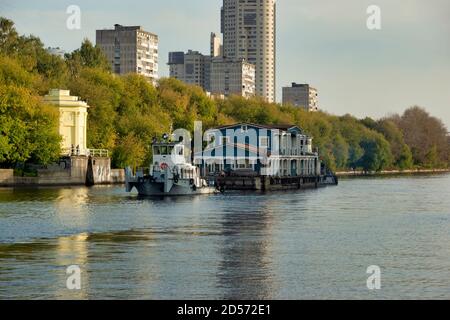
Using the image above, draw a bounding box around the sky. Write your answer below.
[1,0,449,128]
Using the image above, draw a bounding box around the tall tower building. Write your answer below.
[221,0,276,102]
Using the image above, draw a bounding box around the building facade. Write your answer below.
[169,51,255,98]
[196,123,320,177]
[282,83,319,112]
[221,0,276,102]
[44,89,89,156]
[96,24,158,84]
[168,50,212,91]
[210,32,222,58]
[210,58,256,98]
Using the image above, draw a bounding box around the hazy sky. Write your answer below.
[1,0,449,128]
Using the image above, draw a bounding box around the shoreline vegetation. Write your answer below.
[1,17,450,176]
[336,168,450,177]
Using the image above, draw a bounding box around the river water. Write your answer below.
[0,173,449,300]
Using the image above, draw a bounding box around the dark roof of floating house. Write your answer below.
[212,123,302,132]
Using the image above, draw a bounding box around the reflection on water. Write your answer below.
[218,200,277,300]
[55,188,90,232]
[55,233,89,300]
[1,174,450,299]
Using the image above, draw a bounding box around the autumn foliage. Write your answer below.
[1,18,449,171]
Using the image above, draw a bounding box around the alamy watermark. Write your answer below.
[66,5,81,30]
[366,265,382,290]
[66,265,81,290]
[366,5,382,30]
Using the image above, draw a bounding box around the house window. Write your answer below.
[260,136,269,148]
[206,133,216,145]
[222,136,230,145]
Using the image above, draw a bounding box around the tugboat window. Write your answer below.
[153,146,160,155]
[168,146,174,155]
[160,146,168,155]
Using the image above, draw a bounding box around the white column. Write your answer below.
[84,112,88,151]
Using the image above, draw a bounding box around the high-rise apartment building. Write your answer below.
[168,50,211,92]
[282,83,319,112]
[168,50,255,98]
[210,58,256,98]
[221,0,276,102]
[96,24,158,83]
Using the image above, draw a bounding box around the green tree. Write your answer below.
[0,17,18,54]
[0,55,38,88]
[68,67,123,151]
[371,119,413,169]
[0,84,61,167]
[112,133,146,170]
[332,134,350,170]
[358,135,393,172]
[157,78,198,131]
[66,39,111,76]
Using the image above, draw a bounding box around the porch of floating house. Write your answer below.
[195,142,261,176]
[195,143,320,177]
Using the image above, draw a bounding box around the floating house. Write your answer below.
[195,123,324,190]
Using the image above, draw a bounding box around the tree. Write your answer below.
[0,17,19,55]
[157,78,199,132]
[112,133,146,170]
[66,39,111,76]
[0,84,61,167]
[36,50,69,91]
[0,55,38,88]
[358,135,393,172]
[372,119,413,169]
[390,106,449,167]
[68,67,123,151]
[332,134,350,170]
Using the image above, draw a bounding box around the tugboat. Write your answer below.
[125,137,217,196]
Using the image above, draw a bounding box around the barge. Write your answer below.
[196,123,338,191]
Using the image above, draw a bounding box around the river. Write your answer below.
[1,173,449,300]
